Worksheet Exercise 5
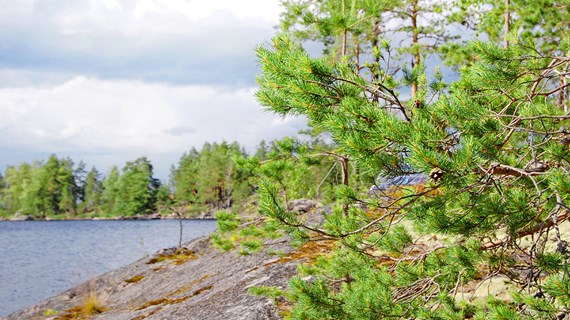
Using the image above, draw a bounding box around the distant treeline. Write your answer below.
[0,138,361,219]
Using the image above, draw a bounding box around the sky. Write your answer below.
[0,0,307,181]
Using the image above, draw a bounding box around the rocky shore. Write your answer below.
[0,212,216,222]
[3,234,298,320]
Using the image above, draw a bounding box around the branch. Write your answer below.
[481,208,570,250]
[536,82,570,97]
[484,162,548,177]
[482,162,545,195]
[321,72,409,122]
[340,187,438,237]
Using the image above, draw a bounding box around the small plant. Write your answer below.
[81,292,107,315]
[215,211,241,232]
[211,233,235,251]
[248,285,286,301]
[43,308,58,316]
[267,248,286,256]
[239,239,264,255]
[57,291,107,319]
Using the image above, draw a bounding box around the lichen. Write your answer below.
[169,274,212,296]
[268,238,335,266]
[134,284,214,312]
[125,274,145,284]
[134,296,190,311]
[146,248,197,265]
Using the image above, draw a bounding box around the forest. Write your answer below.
[0,138,352,219]
[0,153,165,219]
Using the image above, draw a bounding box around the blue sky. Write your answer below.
[0,0,307,180]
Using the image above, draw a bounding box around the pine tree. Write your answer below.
[280,0,456,97]
[1,164,31,215]
[101,166,120,215]
[80,166,103,214]
[444,0,569,68]
[171,147,200,208]
[73,161,87,206]
[171,141,250,215]
[250,0,570,317]
[114,157,160,216]
[57,157,77,216]
[20,157,63,217]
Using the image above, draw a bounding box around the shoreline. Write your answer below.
[3,234,295,320]
[0,214,217,222]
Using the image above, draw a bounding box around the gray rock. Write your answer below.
[287,199,318,213]
[5,235,298,320]
[10,213,35,221]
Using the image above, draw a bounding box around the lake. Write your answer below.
[0,219,217,316]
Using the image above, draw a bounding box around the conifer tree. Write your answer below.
[444,0,569,68]
[171,141,250,215]
[57,157,77,216]
[2,166,24,215]
[114,157,160,216]
[280,0,456,97]
[20,160,52,217]
[73,161,87,205]
[171,147,200,207]
[81,166,103,214]
[101,166,120,215]
[250,0,570,317]
[2,164,31,215]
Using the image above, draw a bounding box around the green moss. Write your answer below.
[43,308,58,316]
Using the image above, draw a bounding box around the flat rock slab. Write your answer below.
[5,236,297,320]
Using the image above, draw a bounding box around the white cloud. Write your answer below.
[0,77,306,179]
[0,0,282,85]
[132,0,281,21]
[0,0,300,180]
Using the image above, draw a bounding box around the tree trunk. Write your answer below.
[371,17,382,103]
[411,0,420,99]
[340,157,350,216]
[504,0,511,48]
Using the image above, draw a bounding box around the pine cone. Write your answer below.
[428,167,444,183]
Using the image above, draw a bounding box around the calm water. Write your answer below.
[0,220,217,316]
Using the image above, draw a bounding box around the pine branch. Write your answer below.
[392,276,440,304]
[481,208,570,250]
[483,162,549,177]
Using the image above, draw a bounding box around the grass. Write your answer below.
[81,293,107,315]
[57,292,107,319]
